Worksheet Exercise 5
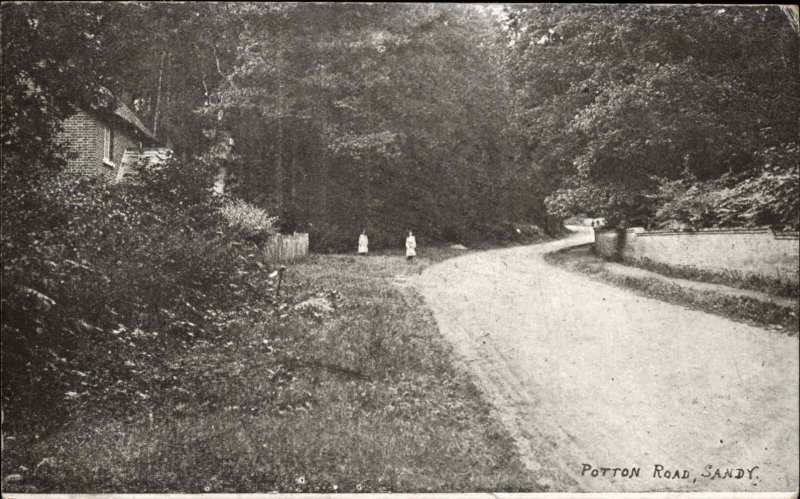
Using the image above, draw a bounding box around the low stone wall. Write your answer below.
[263,233,309,263]
[594,227,800,282]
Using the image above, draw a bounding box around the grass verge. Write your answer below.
[545,245,798,335]
[621,255,799,299]
[1,248,540,493]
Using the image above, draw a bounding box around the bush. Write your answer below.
[1,156,277,433]
[135,153,219,206]
[219,199,278,244]
[653,152,800,232]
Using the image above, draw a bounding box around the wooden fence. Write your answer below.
[263,233,309,263]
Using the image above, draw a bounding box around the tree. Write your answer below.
[206,4,532,249]
[1,3,108,171]
[504,5,799,229]
[86,3,239,154]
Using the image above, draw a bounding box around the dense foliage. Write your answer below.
[8,3,789,243]
[504,5,799,230]
[202,4,541,250]
[2,1,798,436]
[1,3,106,170]
[0,155,280,430]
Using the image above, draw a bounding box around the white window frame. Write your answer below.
[103,126,115,167]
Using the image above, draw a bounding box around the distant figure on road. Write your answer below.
[358,230,369,256]
[405,231,417,261]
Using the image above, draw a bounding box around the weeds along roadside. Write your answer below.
[1,154,545,491]
[2,242,541,492]
[544,246,799,335]
[622,254,799,299]
[1,157,281,439]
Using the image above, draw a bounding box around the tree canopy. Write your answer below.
[3,3,798,241]
[504,5,799,230]
[201,4,533,248]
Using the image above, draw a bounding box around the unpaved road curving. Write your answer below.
[414,230,799,492]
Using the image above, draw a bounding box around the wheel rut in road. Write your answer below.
[413,231,799,492]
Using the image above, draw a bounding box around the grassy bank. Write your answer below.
[2,247,540,493]
[545,245,798,335]
[618,254,799,299]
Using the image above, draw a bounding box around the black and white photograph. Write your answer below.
[1,2,798,496]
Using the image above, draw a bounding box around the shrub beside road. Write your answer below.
[1,247,541,492]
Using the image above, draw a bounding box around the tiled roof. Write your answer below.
[113,102,155,141]
[91,86,156,141]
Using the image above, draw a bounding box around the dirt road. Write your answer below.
[414,230,799,492]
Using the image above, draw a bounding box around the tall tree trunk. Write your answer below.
[274,120,284,225]
[363,159,372,230]
[320,150,330,226]
[153,50,167,138]
[290,134,298,231]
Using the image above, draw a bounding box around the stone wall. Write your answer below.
[594,227,800,282]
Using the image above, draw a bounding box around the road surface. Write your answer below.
[414,229,799,492]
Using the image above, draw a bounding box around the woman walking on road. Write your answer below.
[358,229,369,256]
[405,230,416,261]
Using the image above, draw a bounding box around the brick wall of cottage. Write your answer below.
[58,110,142,181]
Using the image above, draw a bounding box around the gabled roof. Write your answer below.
[112,101,155,141]
[91,87,156,143]
[19,76,158,144]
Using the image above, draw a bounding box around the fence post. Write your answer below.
[276,265,286,296]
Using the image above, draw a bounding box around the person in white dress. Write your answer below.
[405,230,416,261]
[358,230,369,256]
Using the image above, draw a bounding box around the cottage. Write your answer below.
[58,91,161,181]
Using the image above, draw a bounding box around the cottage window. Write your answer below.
[103,126,114,165]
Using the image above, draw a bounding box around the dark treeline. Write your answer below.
[505,5,799,230]
[3,4,798,249]
[204,4,541,250]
